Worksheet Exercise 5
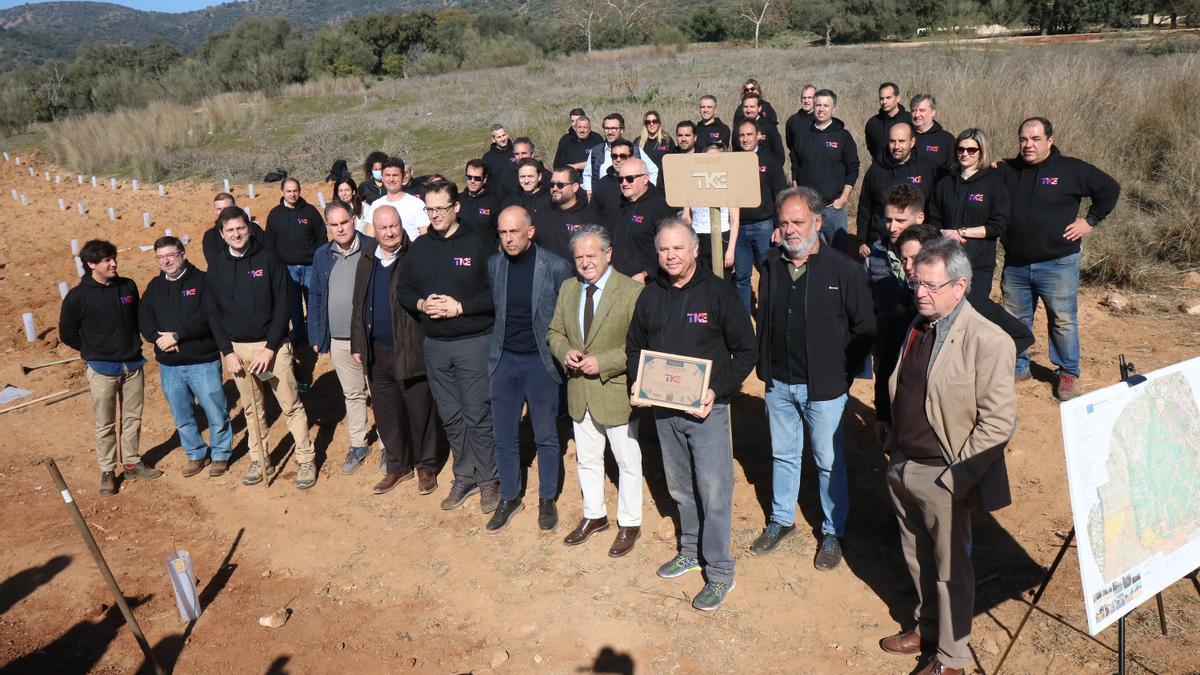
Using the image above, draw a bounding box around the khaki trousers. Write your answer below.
[86,366,144,472]
[229,341,313,466]
[329,338,369,448]
[886,454,974,670]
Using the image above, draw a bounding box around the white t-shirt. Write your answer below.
[689,206,731,234]
[363,192,430,241]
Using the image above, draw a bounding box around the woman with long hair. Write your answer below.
[358,150,389,205]
[334,177,369,233]
[635,110,674,173]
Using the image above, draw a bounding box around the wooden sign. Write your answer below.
[661,152,762,209]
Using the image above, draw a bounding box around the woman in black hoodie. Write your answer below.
[927,128,1011,302]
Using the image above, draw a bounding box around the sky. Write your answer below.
[0,0,225,11]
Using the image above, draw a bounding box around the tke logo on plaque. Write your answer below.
[634,350,713,413]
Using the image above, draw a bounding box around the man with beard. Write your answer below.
[673,121,698,155]
[864,82,913,162]
[533,167,598,260]
[750,187,874,571]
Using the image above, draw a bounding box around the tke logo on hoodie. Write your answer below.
[825,141,839,149]
[479,208,492,216]
[907,176,923,185]
[297,218,309,225]
[686,312,709,324]
[119,294,134,305]
[248,269,265,278]
[181,288,198,297]
[1040,177,1060,186]
[968,193,985,203]
[924,145,940,153]
[631,215,645,224]
[454,257,473,267]
[759,164,767,173]
[565,223,583,233]
[709,131,721,139]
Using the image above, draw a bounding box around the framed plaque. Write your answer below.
[634,350,713,413]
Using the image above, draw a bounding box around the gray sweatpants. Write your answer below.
[423,334,498,486]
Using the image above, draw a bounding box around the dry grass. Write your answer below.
[281,76,366,98]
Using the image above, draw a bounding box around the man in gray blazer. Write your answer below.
[486,206,576,534]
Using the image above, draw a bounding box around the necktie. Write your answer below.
[583,283,597,340]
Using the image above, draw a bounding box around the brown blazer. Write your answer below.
[887,299,1017,511]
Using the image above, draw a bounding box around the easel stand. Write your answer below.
[994,355,1181,675]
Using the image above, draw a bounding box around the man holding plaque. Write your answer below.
[627,217,757,612]
[751,187,875,570]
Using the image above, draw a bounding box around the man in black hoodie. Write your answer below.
[502,157,553,216]
[997,117,1120,401]
[202,192,265,267]
[396,180,501,516]
[910,94,955,168]
[265,178,326,345]
[864,82,913,162]
[608,157,676,283]
[741,93,785,165]
[60,239,161,496]
[460,159,500,242]
[792,89,859,251]
[498,138,552,204]
[206,206,316,490]
[856,122,940,259]
[483,124,516,184]
[784,84,817,178]
[734,119,788,313]
[533,167,598,259]
[554,114,602,172]
[626,217,757,612]
[141,236,232,479]
[695,95,731,152]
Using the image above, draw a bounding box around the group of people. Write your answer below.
[58,78,1119,674]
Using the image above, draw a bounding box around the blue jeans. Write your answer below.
[734,217,774,312]
[1001,252,1080,377]
[160,360,232,461]
[287,264,313,344]
[821,204,849,251]
[490,351,562,501]
[765,381,849,536]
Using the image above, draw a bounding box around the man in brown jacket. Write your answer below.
[878,237,1016,675]
[350,205,443,496]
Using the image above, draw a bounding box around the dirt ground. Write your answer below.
[0,155,1197,675]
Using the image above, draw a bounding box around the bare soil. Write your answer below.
[1,156,1198,674]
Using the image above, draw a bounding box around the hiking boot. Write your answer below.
[242,460,266,486]
[123,463,163,480]
[692,580,735,612]
[656,554,701,579]
[440,480,479,510]
[537,499,558,532]
[294,462,317,490]
[99,471,116,496]
[750,522,795,555]
[814,535,843,571]
[1056,371,1081,401]
[485,499,524,534]
[209,460,229,477]
[417,469,438,495]
[479,482,500,514]
[342,446,370,475]
[373,470,413,495]
[182,458,209,478]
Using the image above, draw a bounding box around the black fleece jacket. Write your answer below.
[139,262,220,365]
[864,105,913,161]
[59,274,142,362]
[741,148,788,223]
[856,154,941,245]
[610,186,676,279]
[997,146,1120,265]
[396,222,495,340]
[265,197,326,265]
[914,122,955,167]
[792,118,860,204]
[204,236,291,354]
[927,169,1011,272]
[534,197,598,260]
[627,266,757,404]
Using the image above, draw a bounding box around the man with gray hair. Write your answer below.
[750,187,875,570]
[878,237,1016,675]
[548,224,646,556]
[910,94,955,167]
[627,217,757,612]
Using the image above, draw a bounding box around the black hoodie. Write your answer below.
[396,222,495,340]
[534,197,598,260]
[265,197,326,265]
[785,109,815,180]
[202,218,266,268]
[498,162,552,204]
[864,105,913,161]
[695,118,731,152]
[204,235,291,354]
[732,99,779,128]
[927,169,1011,272]
[592,170,622,219]
[555,130,603,168]
[460,186,500,242]
[740,148,788,223]
[609,185,676,279]
[997,146,1120,265]
[626,266,757,404]
[502,183,553,219]
[139,261,220,366]
[914,121,955,167]
[483,142,516,185]
[60,274,142,363]
[792,117,860,204]
[856,153,941,246]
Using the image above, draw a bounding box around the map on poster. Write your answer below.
[1060,356,1200,636]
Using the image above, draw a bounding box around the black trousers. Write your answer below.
[367,345,441,475]
[423,334,498,486]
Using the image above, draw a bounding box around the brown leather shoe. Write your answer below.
[879,630,935,656]
[209,460,229,477]
[607,526,641,558]
[373,471,414,495]
[915,658,963,675]
[182,458,209,478]
[417,469,438,495]
[563,516,610,546]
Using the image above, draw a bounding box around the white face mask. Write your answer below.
[372,169,383,181]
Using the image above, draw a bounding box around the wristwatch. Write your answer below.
[958,228,967,238]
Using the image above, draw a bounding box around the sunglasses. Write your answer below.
[618,174,646,184]
[955,146,980,156]
[550,181,576,189]
[611,153,631,160]
[644,118,660,125]
[464,174,484,181]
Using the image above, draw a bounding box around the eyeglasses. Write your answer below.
[618,174,646,184]
[955,146,980,156]
[644,118,660,125]
[424,204,455,215]
[550,181,575,189]
[610,153,631,160]
[906,278,956,293]
[155,252,181,261]
[464,174,484,182]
